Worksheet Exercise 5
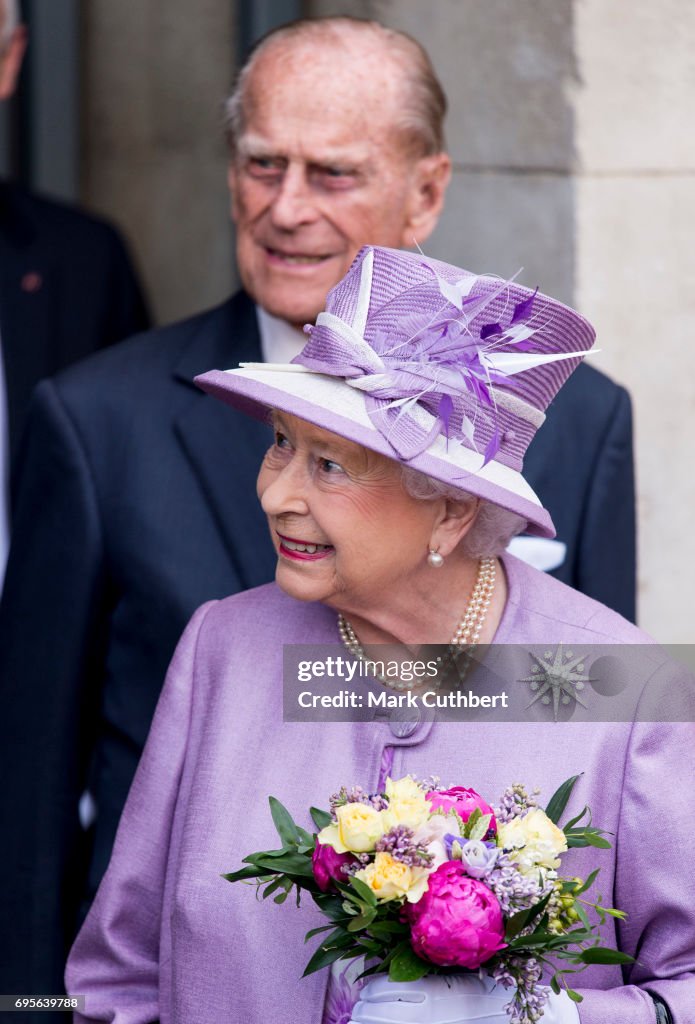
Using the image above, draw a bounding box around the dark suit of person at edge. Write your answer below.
[0,0,149,586]
[0,14,635,1013]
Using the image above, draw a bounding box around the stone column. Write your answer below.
[310,0,695,639]
[81,0,237,323]
[571,2,695,642]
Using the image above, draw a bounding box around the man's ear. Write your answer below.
[430,496,480,558]
[400,151,452,248]
[0,27,27,102]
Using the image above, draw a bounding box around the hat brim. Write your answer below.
[195,364,556,539]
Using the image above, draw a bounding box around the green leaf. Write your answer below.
[349,876,378,908]
[505,906,538,940]
[269,796,300,846]
[575,904,591,930]
[602,906,627,919]
[579,947,635,965]
[566,989,584,1003]
[313,894,347,921]
[505,892,553,940]
[247,845,295,859]
[468,813,492,842]
[311,806,333,830]
[508,930,564,949]
[563,806,590,832]
[550,975,561,995]
[581,831,612,849]
[274,890,291,904]
[368,921,409,938]
[463,807,482,839]
[302,929,355,976]
[388,945,430,982]
[347,909,377,932]
[304,924,336,942]
[262,877,286,900]
[253,852,314,877]
[573,869,599,895]
[545,774,582,825]
[222,865,265,883]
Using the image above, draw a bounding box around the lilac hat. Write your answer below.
[195,246,595,538]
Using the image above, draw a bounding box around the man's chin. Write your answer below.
[256,288,328,330]
[247,260,350,327]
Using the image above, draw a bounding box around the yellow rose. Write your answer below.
[497,809,568,876]
[382,776,431,832]
[318,802,385,854]
[355,852,429,903]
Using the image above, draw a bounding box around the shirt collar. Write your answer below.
[256,305,307,365]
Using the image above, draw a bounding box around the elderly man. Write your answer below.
[0,13,634,1012]
[0,0,149,582]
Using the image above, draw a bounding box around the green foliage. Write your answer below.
[310,806,333,830]
[388,945,430,982]
[545,774,582,824]
[462,807,493,841]
[579,946,634,965]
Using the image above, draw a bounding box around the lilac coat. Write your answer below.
[66,555,695,1023]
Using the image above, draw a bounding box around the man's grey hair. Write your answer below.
[0,0,19,49]
[400,466,527,559]
[225,16,447,160]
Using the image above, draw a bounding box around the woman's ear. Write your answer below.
[399,152,452,248]
[430,497,480,558]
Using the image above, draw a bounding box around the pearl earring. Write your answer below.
[428,548,444,568]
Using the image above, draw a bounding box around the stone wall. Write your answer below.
[80,0,237,324]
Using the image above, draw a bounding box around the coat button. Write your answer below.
[389,711,420,738]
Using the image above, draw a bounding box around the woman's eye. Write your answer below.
[320,457,344,474]
[274,431,291,449]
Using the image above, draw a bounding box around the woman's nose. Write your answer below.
[258,458,310,517]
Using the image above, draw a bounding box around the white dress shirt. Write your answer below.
[256,305,307,364]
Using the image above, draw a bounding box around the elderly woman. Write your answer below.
[66,248,693,1024]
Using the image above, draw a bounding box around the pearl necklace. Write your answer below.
[337,557,496,692]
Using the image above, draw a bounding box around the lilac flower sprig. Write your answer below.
[330,785,388,814]
[494,783,541,824]
[486,850,553,917]
[492,956,549,1024]
[377,826,434,868]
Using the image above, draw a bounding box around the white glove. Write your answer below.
[349,974,580,1024]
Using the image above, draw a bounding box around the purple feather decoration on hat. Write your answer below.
[511,286,538,325]
[294,251,589,466]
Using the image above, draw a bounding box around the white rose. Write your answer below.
[497,808,568,876]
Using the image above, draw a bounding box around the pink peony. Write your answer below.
[312,843,356,893]
[404,862,506,968]
[427,786,497,834]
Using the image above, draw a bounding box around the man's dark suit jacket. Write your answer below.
[0,290,634,1010]
[0,181,150,465]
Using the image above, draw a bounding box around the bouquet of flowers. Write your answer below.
[224,774,631,1023]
